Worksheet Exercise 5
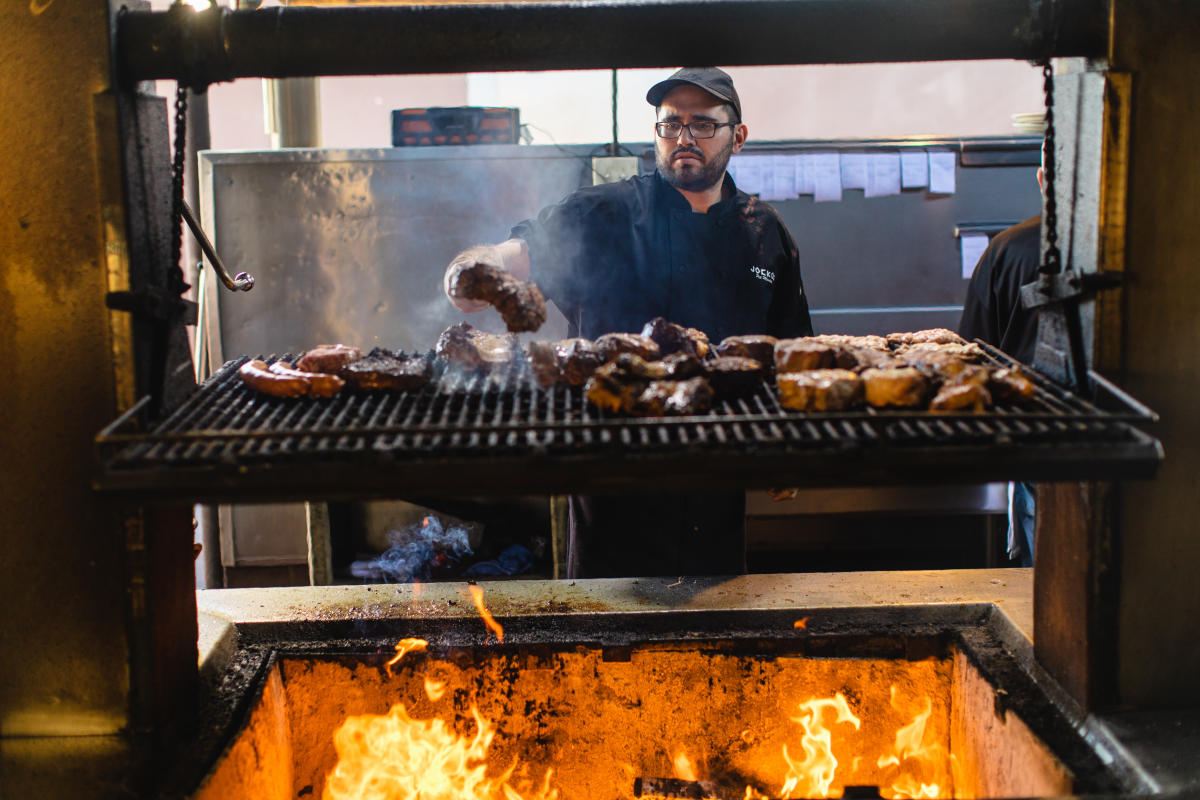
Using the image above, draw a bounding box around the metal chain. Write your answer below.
[171,83,188,281]
[1039,61,1062,275]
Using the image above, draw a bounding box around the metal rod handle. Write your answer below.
[181,201,254,292]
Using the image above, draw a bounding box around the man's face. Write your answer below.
[654,84,747,192]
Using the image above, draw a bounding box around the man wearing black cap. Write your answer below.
[443,67,812,579]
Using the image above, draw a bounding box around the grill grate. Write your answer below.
[95,344,1162,501]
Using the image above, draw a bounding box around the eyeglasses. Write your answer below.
[655,121,736,140]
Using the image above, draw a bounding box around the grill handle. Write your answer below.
[182,201,254,292]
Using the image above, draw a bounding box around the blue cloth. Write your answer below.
[1008,481,1036,566]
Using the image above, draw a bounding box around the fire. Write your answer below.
[779,693,862,799]
[468,584,504,643]
[876,687,949,799]
[672,748,699,782]
[424,676,447,702]
[323,704,557,800]
[384,637,427,678]
[794,617,810,630]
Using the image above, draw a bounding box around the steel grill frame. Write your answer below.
[95,343,1161,502]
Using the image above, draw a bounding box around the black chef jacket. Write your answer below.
[511,170,813,579]
[958,215,1042,364]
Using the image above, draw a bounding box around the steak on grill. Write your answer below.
[777,369,864,411]
[861,367,930,408]
[448,261,547,332]
[339,348,433,391]
[714,334,777,367]
[641,317,710,358]
[595,332,661,362]
[525,338,607,387]
[705,356,764,397]
[296,344,363,373]
[435,322,518,369]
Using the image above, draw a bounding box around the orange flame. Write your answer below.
[876,686,950,799]
[780,693,861,799]
[468,584,504,643]
[384,637,427,678]
[424,676,447,702]
[672,747,699,782]
[323,704,557,800]
[422,516,431,527]
[793,618,810,630]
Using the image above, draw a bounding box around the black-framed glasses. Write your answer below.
[655,121,736,140]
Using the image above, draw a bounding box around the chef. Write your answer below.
[443,67,813,579]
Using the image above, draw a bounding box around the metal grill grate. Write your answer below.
[95,344,1162,501]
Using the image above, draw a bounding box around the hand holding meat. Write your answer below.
[444,250,547,333]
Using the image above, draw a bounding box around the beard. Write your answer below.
[656,135,735,192]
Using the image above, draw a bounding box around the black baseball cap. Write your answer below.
[646,67,742,122]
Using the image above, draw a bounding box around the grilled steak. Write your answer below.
[714,334,777,366]
[861,367,930,408]
[886,328,968,347]
[705,356,764,397]
[777,369,864,411]
[632,377,713,416]
[775,339,836,372]
[640,317,710,357]
[295,344,363,373]
[525,338,607,387]
[930,381,991,412]
[435,322,518,369]
[339,349,432,391]
[988,366,1036,402]
[595,332,661,362]
[448,261,547,333]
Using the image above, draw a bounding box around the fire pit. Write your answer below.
[188,572,1140,799]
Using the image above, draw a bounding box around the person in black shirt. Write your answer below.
[443,68,813,579]
[959,165,1045,566]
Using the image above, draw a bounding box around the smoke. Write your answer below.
[350,516,474,583]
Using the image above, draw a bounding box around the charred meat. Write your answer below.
[861,367,930,408]
[339,348,432,391]
[775,339,836,373]
[705,356,764,397]
[777,369,864,412]
[595,332,661,362]
[435,322,518,369]
[640,317,710,358]
[633,378,713,416]
[714,334,777,367]
[448,261,547,333]
[295,344,363,373]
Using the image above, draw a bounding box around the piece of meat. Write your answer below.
[583,363,641,413]
[861,367,930,408]
[775,338,836,372]
[633,377,713,416]
[989,366,1037,403]
[886,328,967,348]
[338,349,432,391]
[640,317,710,357]
[526,341,561,388]
[435,322,518,369]
[238,359,309,398]
[267,360,345,397]
[448,261,547,332]
[894,341,984,363]
[714,334,778,366]
[835,346,902,372]
[809,333,891,352]
[595,332,661,362]
[777,369,864,411]
[557,338,606,385]
[930,381,992,412]
[295,344,363,373]
[705,356,764,397]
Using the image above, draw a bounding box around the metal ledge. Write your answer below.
[116,0,1110,89]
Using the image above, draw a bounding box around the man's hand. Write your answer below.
[444,247,500,313]
[444,239,532,313]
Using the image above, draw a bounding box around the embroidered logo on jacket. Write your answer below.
[750,266,776,284]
